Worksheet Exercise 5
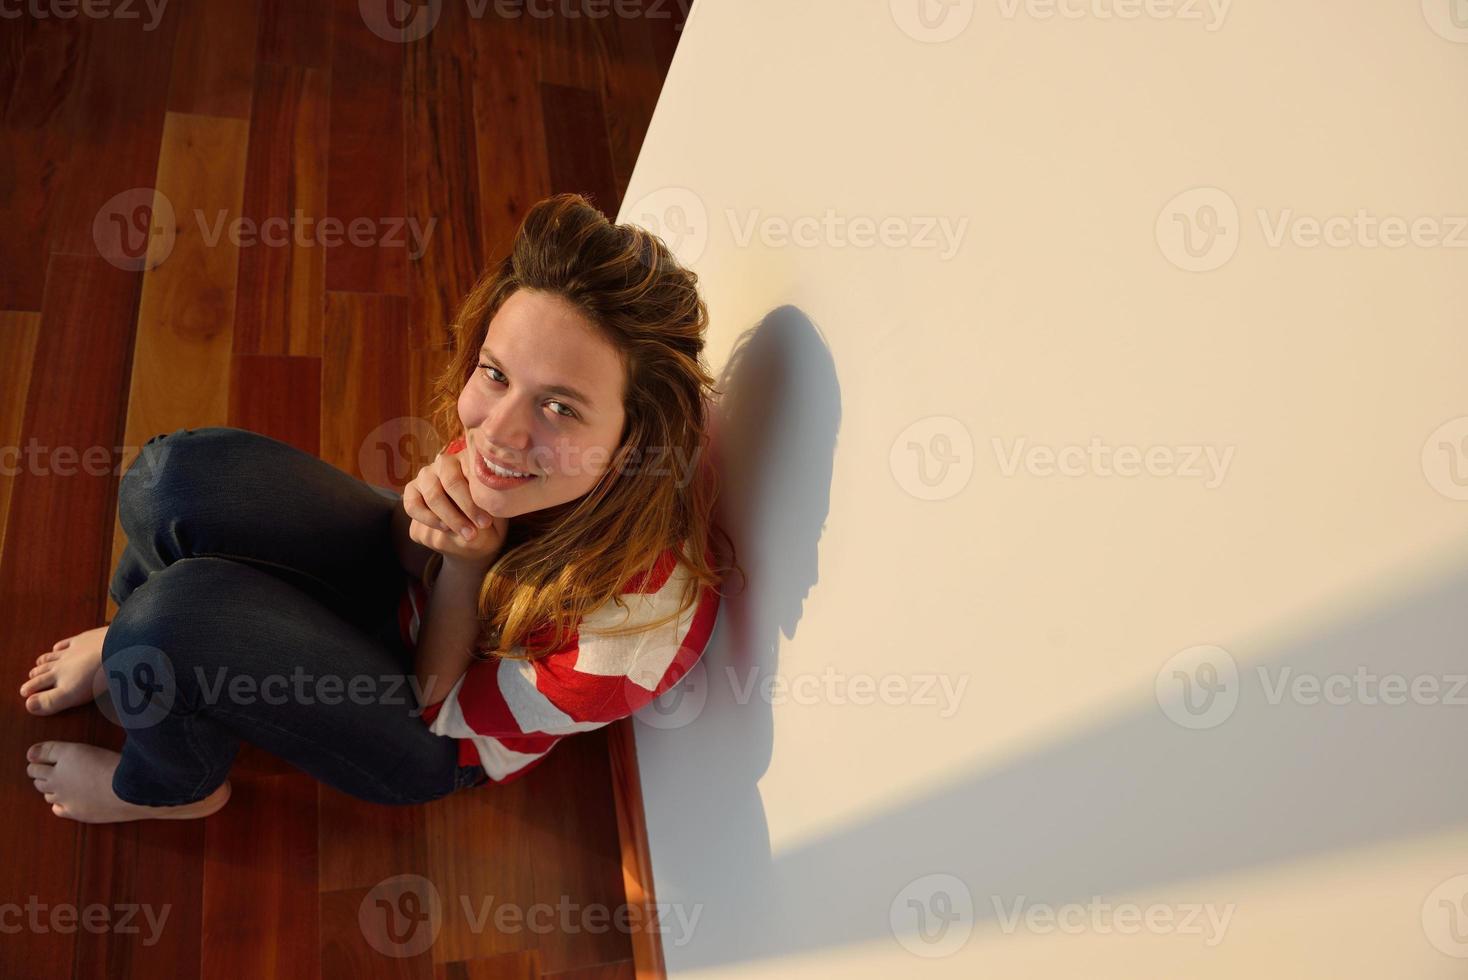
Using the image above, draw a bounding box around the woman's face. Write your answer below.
[457,288,628,520]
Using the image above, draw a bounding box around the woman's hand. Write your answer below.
[402,436,508,568]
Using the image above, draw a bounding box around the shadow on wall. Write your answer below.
[636,319,1468,969]
[633,303,841,954]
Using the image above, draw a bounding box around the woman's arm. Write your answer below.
[414,553,494,710]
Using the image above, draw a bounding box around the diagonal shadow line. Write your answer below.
[657,555,1468,969]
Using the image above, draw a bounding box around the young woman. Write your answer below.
[19,193,739,823]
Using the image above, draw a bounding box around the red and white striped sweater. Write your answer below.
[397,538,722,783]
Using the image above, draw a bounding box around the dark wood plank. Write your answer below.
[0,13,85,310]
[233,62,330,356]
[0,253,140,980]
[47,5,182,257]
[229,354,322,455]
[524,730,635,975]
[468,15,551,261]
[539,82,621,220]
[405,0,484,350]
[320,291,411,487]
[71,816,205,980]
[202,772,319,980]
[326,0,407,295]
[256,0,332,68]
[422,775,541,964]
[168,0,260,119]
[318,786,433,979]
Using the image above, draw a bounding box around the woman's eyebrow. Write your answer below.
[479,346,595,408]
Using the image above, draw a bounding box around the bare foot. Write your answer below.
[20,624,109,716]
[26,741,231,824]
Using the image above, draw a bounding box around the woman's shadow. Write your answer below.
[631,304,839,960]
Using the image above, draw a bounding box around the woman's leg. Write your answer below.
[108,425,410,632]
[28,556,474,821]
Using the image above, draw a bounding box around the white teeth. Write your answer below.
[482,454,530,479]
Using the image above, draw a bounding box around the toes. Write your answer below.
[50,803,66,818]
[43,792,57,804]
[52,638,71,651]
[20,672,56,697]
[25,691,65,716]
[36,651,61,666]
[29,662,52,678]
[28,763,53,781]
[27,741,60,763]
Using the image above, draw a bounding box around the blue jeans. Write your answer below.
[102,426,486,806]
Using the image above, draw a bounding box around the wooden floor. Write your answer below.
[0,1,685,976]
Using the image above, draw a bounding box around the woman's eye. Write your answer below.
[479,364,577,421]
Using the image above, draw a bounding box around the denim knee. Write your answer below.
[103,558,230,716]
[117,427,252,545]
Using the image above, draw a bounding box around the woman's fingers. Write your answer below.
[409,461,477,540]
[402,480,450,533]
[434,452,491,537]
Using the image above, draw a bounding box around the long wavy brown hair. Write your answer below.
[427,193,741,660]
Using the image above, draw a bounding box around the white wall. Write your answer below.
[623,1,1468,976]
